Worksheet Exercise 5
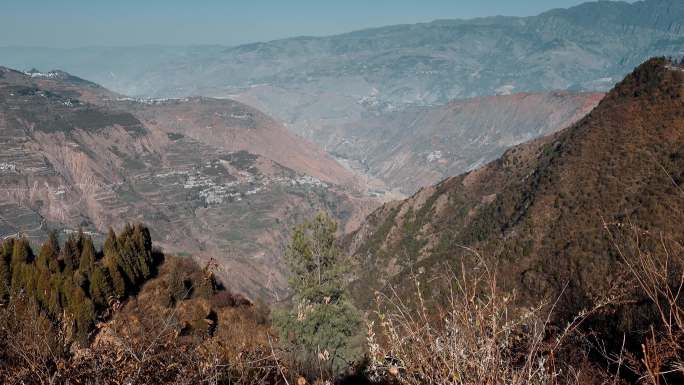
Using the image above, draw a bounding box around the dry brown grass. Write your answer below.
[604,221,684,385]
[0,296,68,384]
[364,249,621,385]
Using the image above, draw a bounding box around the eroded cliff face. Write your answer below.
[0,67,379,298]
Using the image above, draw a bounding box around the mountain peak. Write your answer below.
[609,57,684,100]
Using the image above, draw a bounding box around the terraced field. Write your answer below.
[0,67,378,298]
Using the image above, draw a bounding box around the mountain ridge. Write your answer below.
[346,58,684,323]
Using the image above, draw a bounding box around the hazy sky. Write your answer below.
[3,0,600,48]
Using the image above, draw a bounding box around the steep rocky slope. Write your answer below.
[347,58,684,322]
[0,67,377,298]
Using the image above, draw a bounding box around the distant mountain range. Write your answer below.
[2,0,680,192]
[2,0,683,102]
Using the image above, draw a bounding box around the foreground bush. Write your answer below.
[364,256,614,385]
[604,221,684,384]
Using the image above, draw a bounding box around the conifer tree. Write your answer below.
[36,231,60,271]
[133,224,153,280]
[35,265,52,309]
[65,282,95,344]
[103,229,127,298]
[107,263,126,298]
[47,274,63,316]
[10,237,34,294]
[11,237,33,266]
[61,234,79,273]
[118,236,139,285]
[90,265,114,309]
[274,213,362,374]
[1,238,13,258]
[79,237,96,276]
[104,228,118,256]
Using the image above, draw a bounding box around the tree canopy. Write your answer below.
[0,223,157,344]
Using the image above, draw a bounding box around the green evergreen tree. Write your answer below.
[36,231,60,271]
[105,260,126,297]
[118,236,140,285]
[1,238,13,258]
[10,237,34,294]
[11,237,33,266]
[65,281,95,344]
[61,234,79,273]
[103,228,118,256]
[47,274,63,316]
[73,269,88,291]
[103,228,127,297]
[35,266,52,309]
[133,224,153,280]
[79,237,96,276]
[90,265,114,308]
[274,213,363,374]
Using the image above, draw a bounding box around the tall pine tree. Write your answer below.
[37,231,60,271]
[10,237,34,294]
[103,228,126,298]
[61,234,79,273]
[79,237,96,276]
[274,213,362,374]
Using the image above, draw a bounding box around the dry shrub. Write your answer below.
[364,253,617,385]
[55,295,285,385]
[605,221,684,384]
[0,296,69,384]
[212,290,252,308]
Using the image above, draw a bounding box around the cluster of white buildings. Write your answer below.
[426,150,443,163]
[24,70,61,79]
[154,159,329,206]
[116,97,191,105]
[0,162,17,173]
